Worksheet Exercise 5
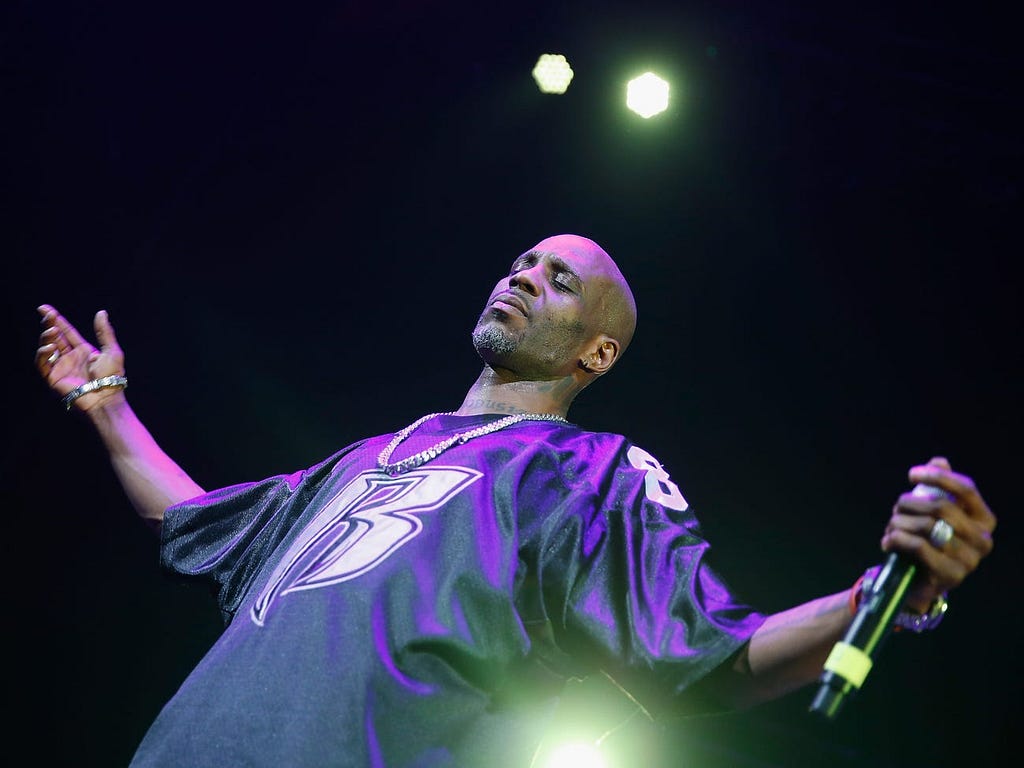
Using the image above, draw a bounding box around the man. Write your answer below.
[35,234,995,767]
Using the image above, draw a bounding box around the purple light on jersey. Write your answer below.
[150,423,766,766]
[470,493,507,587]
[364,689,387,768]
[411,555,448,635]
[581,581,619,632]
[372,600,436,695]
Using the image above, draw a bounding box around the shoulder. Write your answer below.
[550,425,692,514]
[543,424,670,470]
[544,422,630,453]
[530,425,679,488]
[520,423,633,475]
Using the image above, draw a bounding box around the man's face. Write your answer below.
[472,234,622,378]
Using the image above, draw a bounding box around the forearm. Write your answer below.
[709,591,851,710]
[744,591,851,702]
[86,394,205,528]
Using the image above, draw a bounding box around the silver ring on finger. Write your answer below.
[47,350,60,365]
[928,518,955,548]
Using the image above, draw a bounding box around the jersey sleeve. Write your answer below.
[518,434,766,717]
[159,443,366,620]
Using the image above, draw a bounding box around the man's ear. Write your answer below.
[578,336,620,375]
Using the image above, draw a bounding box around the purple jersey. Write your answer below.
[131,414,764,767]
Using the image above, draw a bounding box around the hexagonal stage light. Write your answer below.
[532,54,574,94]
[625,72,670,118]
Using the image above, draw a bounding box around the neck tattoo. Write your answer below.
[377,411,569,476]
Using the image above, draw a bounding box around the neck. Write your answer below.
[455,366,581,418]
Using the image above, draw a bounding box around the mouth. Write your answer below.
[490,292,529,317]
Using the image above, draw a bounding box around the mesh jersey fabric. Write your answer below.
[129,413,765,767]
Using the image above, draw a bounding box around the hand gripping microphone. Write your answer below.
[808,483,944,720]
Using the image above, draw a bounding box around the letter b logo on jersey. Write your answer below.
[251,466,481,625]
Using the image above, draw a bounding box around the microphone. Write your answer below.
[808,483,944,720]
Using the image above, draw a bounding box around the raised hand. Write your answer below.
[36,304,126,412]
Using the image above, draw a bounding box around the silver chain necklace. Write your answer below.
[377,411,569,476]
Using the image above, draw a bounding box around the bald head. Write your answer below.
[472,233,639,384]
[531,234,637,360]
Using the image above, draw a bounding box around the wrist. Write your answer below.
[893,593,948,633]
[82,388,130,423]
[850,564,948,633]
[63,375,128,413]
[848,565,881,615]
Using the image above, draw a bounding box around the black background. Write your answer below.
[3,1,1021,766]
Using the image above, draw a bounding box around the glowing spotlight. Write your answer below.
[626,72,670,118]
[533,53,574,94]
[541,742,608,768]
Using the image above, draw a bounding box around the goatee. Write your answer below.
[472,322,518,361]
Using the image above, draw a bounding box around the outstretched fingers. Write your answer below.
[37,304,89,357]
[37,306,68,374]
[35,341,61,372]
[53,309,91,351]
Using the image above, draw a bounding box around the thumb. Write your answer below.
[927,456,952,470]
[93,309,121,352]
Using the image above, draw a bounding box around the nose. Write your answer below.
[509,264,542,296]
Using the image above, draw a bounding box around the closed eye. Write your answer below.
[509,254,536,275]
[508,252,581,293]
[552,275,575,292]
